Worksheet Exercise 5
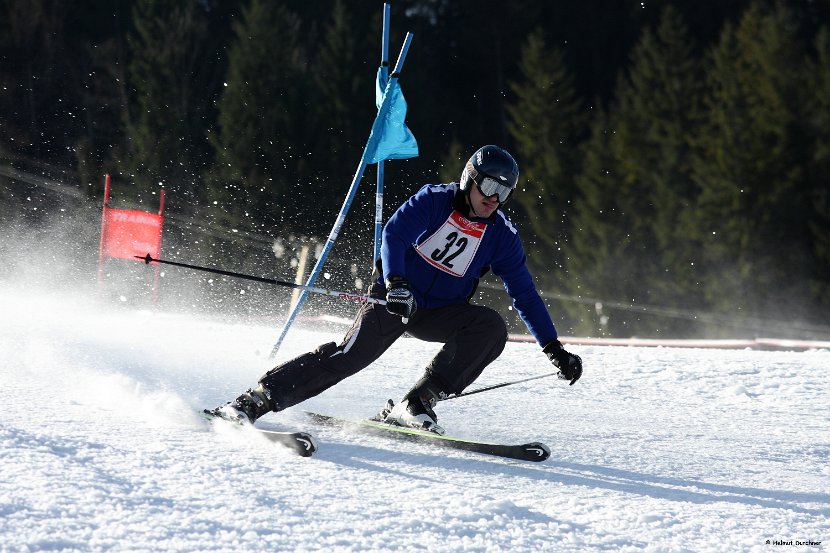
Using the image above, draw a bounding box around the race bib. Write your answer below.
[415,211,487,277]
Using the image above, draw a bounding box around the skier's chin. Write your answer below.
[478,204,497,217]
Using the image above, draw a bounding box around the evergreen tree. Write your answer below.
[561,108,621,336]
[565,7,704,336]
[0,0,107,175]
[610,6,705,334]
[804,26,830,308]
[308,0,377,248]
[124,0,218,207]
[312,0,373,174]
[209,0,312,234]
[506,28,586,282]
[691,1,812,329]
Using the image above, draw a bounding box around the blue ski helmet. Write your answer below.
[459,145,519,203]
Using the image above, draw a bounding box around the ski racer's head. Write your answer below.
[459,145,519,218]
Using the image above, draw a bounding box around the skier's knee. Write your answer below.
[478,307,507,345]
[315,342,339,357]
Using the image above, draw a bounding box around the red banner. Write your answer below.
[100,207,164,260]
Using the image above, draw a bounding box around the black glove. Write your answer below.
[543,340,583,385]
[385,276,417,321]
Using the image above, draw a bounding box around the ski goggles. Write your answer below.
[474,175,514,203]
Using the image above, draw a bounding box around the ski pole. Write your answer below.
[440,371,562,401]
[135,254,386,306]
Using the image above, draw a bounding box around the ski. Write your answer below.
[202,410,317,457]
[304,411,550,462]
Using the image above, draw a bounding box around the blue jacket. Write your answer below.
[379,183,558,345]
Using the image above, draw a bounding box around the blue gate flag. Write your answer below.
[363,67,418,164]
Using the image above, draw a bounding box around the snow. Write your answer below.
[2,288,829,552]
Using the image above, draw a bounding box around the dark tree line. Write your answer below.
[1,0,829,338]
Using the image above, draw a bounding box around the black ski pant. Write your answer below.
[259,288,508,412]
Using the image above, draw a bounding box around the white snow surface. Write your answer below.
[2,289,829,553]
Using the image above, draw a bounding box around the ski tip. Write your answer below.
[294,433,318,456]
[522,442,551,461]
[243,429,318,458]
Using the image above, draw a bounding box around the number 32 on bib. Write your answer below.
[416,211,487,277]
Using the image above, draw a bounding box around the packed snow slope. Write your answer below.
[1,289,828,553]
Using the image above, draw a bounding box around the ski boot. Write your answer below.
[204,385,272,425]
[383,377,448,435]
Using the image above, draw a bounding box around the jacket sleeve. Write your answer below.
[381,185,434,281]
[491,228,558,346]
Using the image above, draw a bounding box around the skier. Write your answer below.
[207,145,582,435]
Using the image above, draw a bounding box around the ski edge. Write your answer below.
[304,411,550,462]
